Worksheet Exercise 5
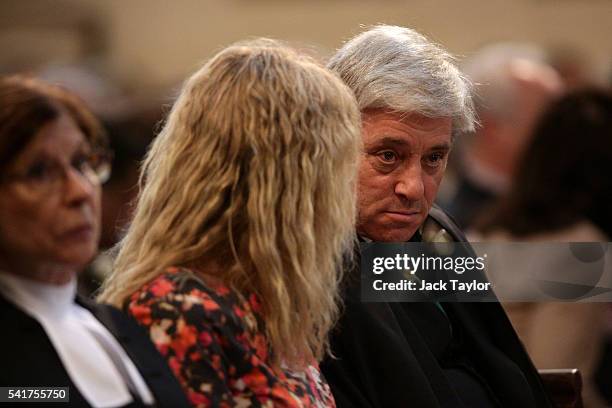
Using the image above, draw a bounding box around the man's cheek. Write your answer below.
[358,180,384,203]
[424,177,443,204]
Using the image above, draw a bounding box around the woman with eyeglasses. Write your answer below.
[0,76,189,407]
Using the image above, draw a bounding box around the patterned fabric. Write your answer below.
[126,267,335,408]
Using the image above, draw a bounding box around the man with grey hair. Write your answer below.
[320,26,551,408]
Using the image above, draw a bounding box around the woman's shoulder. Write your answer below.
[126,266,261,332]
[144,267,229,297]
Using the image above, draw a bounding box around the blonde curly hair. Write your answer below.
[99,39,361,366]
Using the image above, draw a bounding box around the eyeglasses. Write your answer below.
[2,150,113,194]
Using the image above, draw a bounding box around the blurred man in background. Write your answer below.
[443,43,564,229]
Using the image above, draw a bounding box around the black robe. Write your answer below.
[321,205,552,408]
[0,293,190,408]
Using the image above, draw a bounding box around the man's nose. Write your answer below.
[394,162,424,202]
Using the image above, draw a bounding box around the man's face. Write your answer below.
[357,109,452,242]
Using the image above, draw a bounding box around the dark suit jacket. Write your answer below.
[0,293,190,408]
[320,205,552,408]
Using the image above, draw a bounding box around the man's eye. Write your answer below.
[424,152,445,168]
[377,150,397,164]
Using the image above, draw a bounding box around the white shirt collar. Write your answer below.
[0,272,75,319]
[0,271,154,407]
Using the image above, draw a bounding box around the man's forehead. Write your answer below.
[371,136,451,151]
[361,109,452,146]
[363,108,451,127]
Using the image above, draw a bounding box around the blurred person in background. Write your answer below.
[547,46,598,92]
[0,75,188,407]
[320,25,551,408]
[474,88,612,408]
[99,39,361,407]
[442,43,564,229]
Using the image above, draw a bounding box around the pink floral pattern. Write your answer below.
[126,267,336,408]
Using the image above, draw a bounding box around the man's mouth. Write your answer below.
[384,210,421,223]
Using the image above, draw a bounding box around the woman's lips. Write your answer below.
[60,225,94,242]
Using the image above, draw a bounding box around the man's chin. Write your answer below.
[360,226,421,242]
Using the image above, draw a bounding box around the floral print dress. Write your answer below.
[126,267,336,408]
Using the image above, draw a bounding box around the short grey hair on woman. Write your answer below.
[328,25,476,137]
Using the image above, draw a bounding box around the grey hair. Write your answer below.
[462,43,548,119]
[328,25,476,137]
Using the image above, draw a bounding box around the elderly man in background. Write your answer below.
[443,43,564,228]
[320,26,551,408]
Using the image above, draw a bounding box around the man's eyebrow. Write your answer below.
[368,136,410,148]
[366,138,452,152]
[430,143,451,152]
